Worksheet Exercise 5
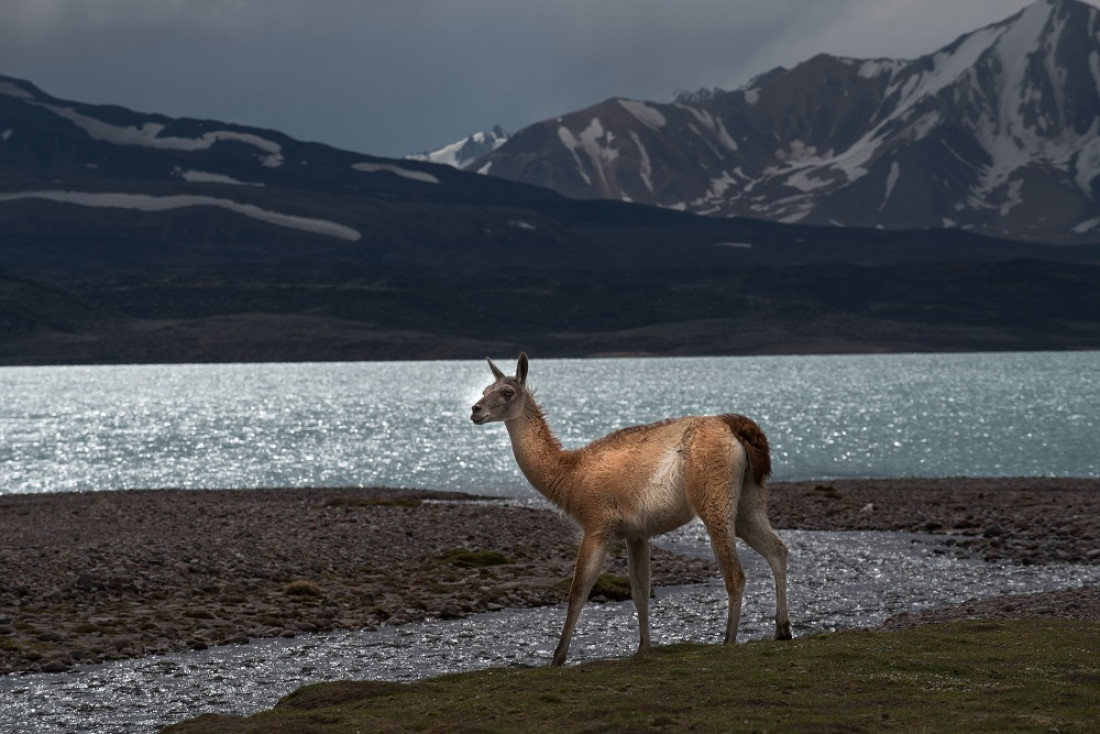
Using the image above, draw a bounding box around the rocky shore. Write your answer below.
[767,477,1100,566]
[1,477,1097,675]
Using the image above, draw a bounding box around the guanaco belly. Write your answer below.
[614,446,695,539]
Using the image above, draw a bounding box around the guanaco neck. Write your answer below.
[504,399,576,511]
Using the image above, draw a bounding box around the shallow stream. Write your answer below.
[2,528,1097,734]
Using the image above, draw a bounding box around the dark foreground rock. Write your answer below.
[1,477,1097,675]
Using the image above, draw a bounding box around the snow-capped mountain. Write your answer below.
[471,0,1100,244]
[406,125,508,169]
[0,67,1086,277]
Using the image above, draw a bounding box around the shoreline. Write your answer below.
[2,477,1098,676]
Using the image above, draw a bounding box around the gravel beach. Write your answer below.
[1,477,1097,675]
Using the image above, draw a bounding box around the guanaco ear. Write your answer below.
[487,357,506,381]
[516,352,529,385]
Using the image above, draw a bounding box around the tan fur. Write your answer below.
[472,353,792,666]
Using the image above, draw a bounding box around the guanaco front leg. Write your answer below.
[626,536,652,653]
[553,532,608,666]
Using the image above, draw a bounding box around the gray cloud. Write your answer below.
[0,0,1070,157]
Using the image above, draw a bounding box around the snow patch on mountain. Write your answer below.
[559,119,621,190]
[882,162,901,210]
[557,126,592,186]
[961,1,1094,202]
[37,103,285,167]
[784,167,837,194]
[173,168,263,186]
[0,81,32,99]
[893,26,1000,112]
[618,99,666,130]
[352,162,440,184]
[1072,215,1100,232]
[629,131,655,194]
[680,106,738,152]
[1075,135,1100,193]
[407,126,507,169]
[0,190,360,241]
[858,59,906,79]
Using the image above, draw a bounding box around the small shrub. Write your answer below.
[442,549,512,568]
[590,574,633,601]
[283,580,322,597]
[552,573,634,601]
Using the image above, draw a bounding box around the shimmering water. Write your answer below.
[2,528,1097,734]
[2,352,1097,497]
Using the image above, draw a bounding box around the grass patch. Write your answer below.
[282,580,322,597]
[162,619,1099,733]
[552,573,633,601]
[441,549,513,568]
[0,638,25,652]
[590,574,632,601]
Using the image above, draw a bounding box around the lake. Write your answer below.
[2,351,1097,497]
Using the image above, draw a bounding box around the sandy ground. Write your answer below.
[1,477,1097,675]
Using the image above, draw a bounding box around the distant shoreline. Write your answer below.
[3,344,1100,368]
[4,259,1100,366]
[1,477,1097,675]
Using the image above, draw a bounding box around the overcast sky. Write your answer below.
[0,0,1082,159]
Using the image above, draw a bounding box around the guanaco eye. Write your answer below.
[502,388,515,399]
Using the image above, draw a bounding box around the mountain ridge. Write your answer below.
[468,0,1100,245]
[7,69,1083,275]
[406,125,509,169]
[2,36,1100,363]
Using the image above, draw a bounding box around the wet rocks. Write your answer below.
[0,487,714,675]
[880,586,1100,629]
[2,479,1098,676]
[769,477,1100,566]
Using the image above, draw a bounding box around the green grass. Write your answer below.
[550,573,634,601]
[441,549,513,568]
[162,619,1100,733]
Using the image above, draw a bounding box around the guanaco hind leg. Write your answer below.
[736,488,793,640]
[683,422,747,644]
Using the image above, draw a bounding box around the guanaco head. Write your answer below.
[471,352,529,424]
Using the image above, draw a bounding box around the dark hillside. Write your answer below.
[3,259,1097,364]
